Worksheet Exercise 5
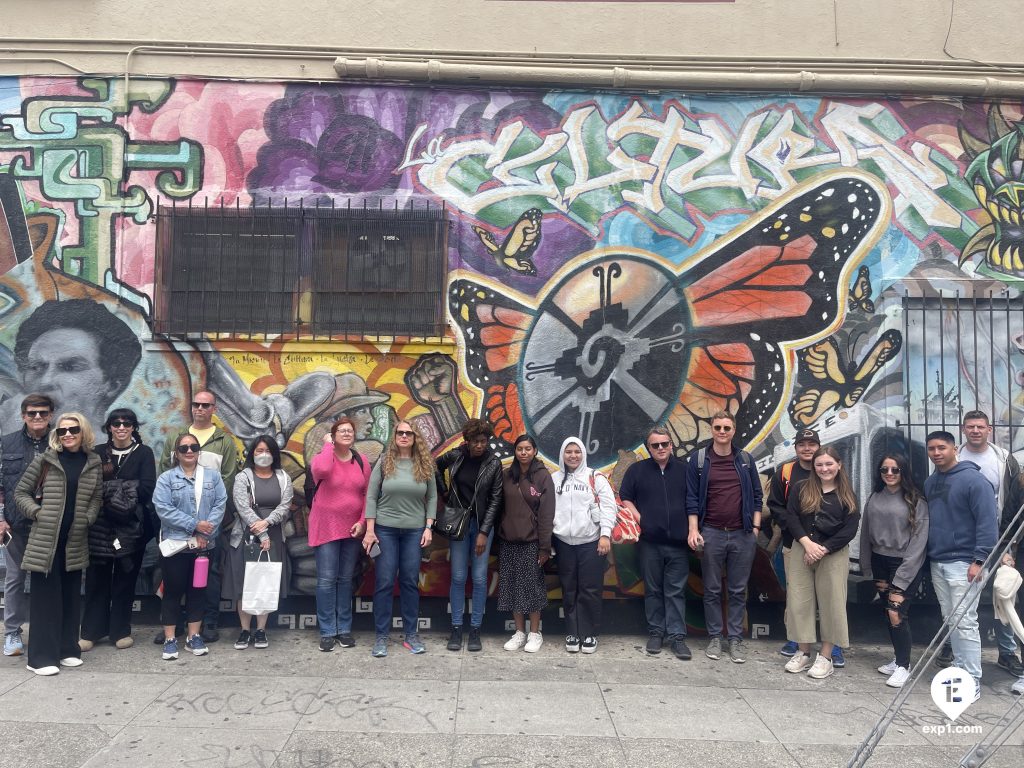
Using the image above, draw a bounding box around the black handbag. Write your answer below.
[433,479,477,541]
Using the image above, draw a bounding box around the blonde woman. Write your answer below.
[14,413,102,676]
[782,446,860,679]
[362,421,437,657]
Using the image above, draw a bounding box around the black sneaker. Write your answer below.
[936,643,954,668]
[337,633,356,648]
[253,629,268,649]
[447,625,464,651]
[671,637,692,660]
[201,627,220,643]
[234,630,252,650]
[646,634,663,655]
[565,634,582,653]
[581,637,597,654]
[998,652,1024,677]
[319,636,336,652]
[467,627,482,652]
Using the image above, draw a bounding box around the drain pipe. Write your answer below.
[334,57,1024,97]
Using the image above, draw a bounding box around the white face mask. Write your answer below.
[253,454,274,468]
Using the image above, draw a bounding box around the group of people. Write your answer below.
[0,389,1021,700]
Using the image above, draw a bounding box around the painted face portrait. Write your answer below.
[22,328,110,413]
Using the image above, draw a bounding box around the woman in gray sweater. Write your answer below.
[858,453,929,688]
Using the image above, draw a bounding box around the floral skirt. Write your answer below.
[497,539,548,614]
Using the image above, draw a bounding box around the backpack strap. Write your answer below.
[781,461,794,499]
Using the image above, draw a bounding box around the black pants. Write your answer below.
[203,542,223,629]
[160,552,207,627]
[27,547,83,669]
[81,550,144,642]
[554,537,607,639]
[872,552,922,669]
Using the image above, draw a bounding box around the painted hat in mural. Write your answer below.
[321,372,389,419]
[794,428,821,445]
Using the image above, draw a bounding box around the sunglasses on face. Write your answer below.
[880,467,901,475]
[176,444,201,454]
[56,426,81,437]
[191,402,214,409]
[713,425,734,432]
[649,441,672,450]
[25,410,50,418]
[395,430,415,438]
[109,420,134,429]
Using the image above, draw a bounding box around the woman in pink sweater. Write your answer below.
[309,417,370,652]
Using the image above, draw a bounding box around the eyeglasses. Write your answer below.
[880,467,901,475]
[25,410,50,418]
[395,430,416,438]
[335,428,355,435]
[109,420,134,428]
[649,441,672,450]
[713,425,734,432]
[191,401,214,409]
[56,426,81,437]
[176,444,201,454]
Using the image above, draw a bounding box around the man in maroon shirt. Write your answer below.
[686,411,762,663]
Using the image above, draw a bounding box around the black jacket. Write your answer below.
[1,426,50,532]
[87,441,157,559]
[435,446,504,536]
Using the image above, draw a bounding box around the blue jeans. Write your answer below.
[639,540,689,638]
[931,560,983,683]
[448,517,494,628]
[700,526,757,641]
[314,537,362,637]
[995,620,1019,656]
[373,525,423,638]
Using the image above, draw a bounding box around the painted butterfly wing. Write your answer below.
[448,278,536,454]
[474,208,542,275]
[848,265,874,312]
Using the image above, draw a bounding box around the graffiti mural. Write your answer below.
[0,75,1020,609]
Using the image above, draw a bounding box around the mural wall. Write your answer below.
[0,75,1019,609]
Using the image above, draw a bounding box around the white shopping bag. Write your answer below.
[241,551,282,615]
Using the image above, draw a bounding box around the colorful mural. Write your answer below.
[0,75,1019,607]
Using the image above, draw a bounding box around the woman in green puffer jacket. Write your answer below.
[14,412,102,677]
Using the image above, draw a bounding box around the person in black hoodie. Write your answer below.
[79,408,156,651]
[435,419,503,652]
[619,426,692,660]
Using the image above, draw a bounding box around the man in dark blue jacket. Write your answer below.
[0,393,54,657]
[620,426,692,660]
[925,430,998,701]
[685,411,762,664]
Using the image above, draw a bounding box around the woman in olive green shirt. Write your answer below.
[363,421,436,657]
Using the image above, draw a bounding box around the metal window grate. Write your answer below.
[153,199,450,341]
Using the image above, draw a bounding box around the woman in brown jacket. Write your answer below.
[498,434,554,653]
[14,412,102,676]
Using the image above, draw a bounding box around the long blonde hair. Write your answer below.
[48,412,96,452]
[380,421,435,483]
[798,446,858,514]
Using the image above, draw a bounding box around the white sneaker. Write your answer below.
[807,653,834,679]
[1011,677,1024,696]
[784,652,812,673]
[523,632,543,653]
[26,665,60,676]
[503,631,527,651]
[885,666,910,687]
[59,657,84,668]
[877,659,898,676]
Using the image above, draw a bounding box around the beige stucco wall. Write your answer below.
[2,0,1023,82]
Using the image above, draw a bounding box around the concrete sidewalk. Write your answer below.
[0,630,1022,768]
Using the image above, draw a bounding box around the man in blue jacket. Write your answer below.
[685,411,762,664]
[620,426,692,660]
[925,430,998,700]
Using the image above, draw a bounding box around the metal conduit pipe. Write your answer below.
[333,57,1024,97]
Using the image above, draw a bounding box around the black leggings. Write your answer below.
[159,552,207,627]
[871,552,922,669]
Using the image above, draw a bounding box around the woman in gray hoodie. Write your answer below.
[551,437,617,654]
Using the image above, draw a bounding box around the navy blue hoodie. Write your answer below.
[924,460,997,564]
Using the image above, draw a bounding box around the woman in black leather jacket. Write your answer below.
[435,419,503,652]
[79,408,156,651]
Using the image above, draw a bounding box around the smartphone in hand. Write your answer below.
[0,530,12,547]
[368,542,381,559]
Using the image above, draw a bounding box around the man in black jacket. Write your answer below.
[0,393,54,657]
[620,426,692,660]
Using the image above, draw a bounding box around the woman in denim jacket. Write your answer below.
[153,433,226,661]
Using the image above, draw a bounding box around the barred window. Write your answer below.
[153,201,449,340]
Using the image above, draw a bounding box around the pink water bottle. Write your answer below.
[193,555,209,588]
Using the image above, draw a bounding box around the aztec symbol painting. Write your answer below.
[450,171,890,467]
